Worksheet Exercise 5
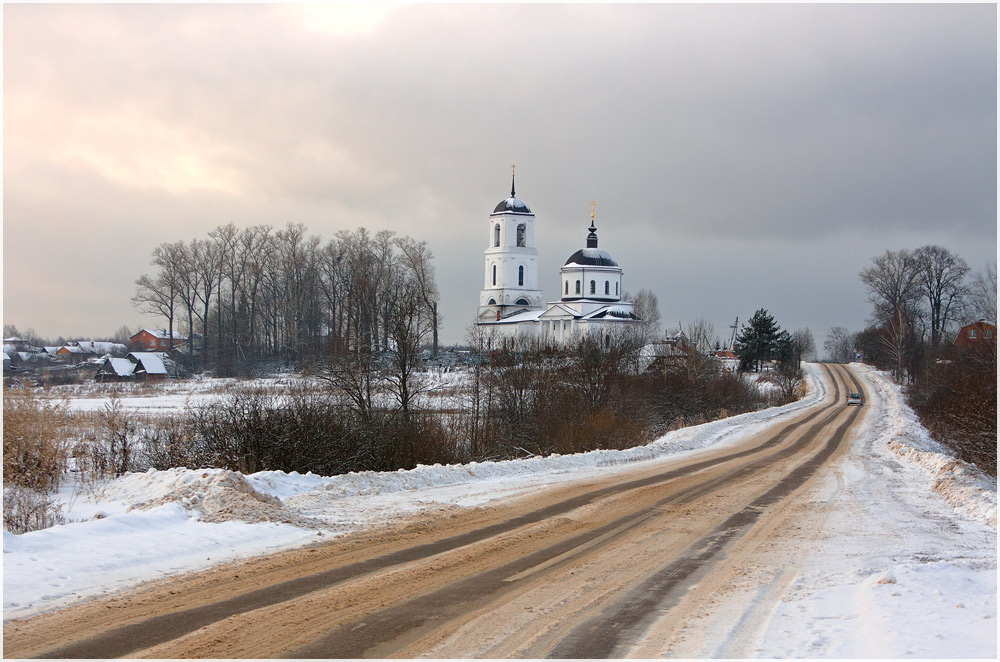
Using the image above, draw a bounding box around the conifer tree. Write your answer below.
[736,308,780,372]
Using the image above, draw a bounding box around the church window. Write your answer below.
[616,282,619,296]
[515,298,529,305]
[488,298,496,305]
[575,280,581,294]
[590,280,596,295]
[492,264,497,286]
[494,224,500,247]
[518,265,524,286]
[516,224,526,247]
[564,281,569,295]
[604,281,610,295]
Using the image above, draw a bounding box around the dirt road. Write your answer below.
[4,364,868,658]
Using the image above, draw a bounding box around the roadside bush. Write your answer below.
[3,388,68,492]
[907,349,997,476]
[3,485,65,534]
[179,388,462,476]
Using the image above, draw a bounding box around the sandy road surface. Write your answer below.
[4,364,868,659]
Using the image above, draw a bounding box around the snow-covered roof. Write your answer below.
[58,345,86,354]
[492,197,533,215]
[128,352,167,375]
[563,247,619,268]
[581,305,639,321]
[77,341,127,355]
[136,329,186,340]
[493,309,545,324]
[103,358,137,377]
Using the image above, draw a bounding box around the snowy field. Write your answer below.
[3,363,995,657]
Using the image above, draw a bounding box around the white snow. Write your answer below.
[3,363,995,658]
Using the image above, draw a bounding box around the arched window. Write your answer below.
[575,280,581,294]
[515,298,529,305]
[590,280,596,295]
[518,265,524,286]
[494,224,501,247]
[604,281,610,295]
[492,264,497,286]
[488,298,496,305]
[516,224,526,247]
[564,281,569,295]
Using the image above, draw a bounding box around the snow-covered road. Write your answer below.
[3,363,995,657]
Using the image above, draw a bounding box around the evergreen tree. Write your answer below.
[736,308,781,372]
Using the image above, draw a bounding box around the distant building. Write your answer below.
[475,174,639,342]
[95,352,171,382]
[130,329,188,352]
[954,320,996,352]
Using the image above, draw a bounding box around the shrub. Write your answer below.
[3,388,68,492]
[3,485,65,534]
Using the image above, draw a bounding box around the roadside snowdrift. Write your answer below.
[855,363,996,528]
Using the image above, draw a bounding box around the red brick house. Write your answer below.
[954,320,996,352]
[130,329,187,352]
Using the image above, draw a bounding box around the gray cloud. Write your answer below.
[4,4,995,345]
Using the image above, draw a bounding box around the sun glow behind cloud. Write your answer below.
[11,97,248,196]
[287,4,398,37]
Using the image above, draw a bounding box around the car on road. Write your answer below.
[846,392,864,406]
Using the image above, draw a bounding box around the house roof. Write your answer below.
[102,358,137,377]
[57,345,87,354]
[128,352,168,375]
[134,329,187,340]
[76,341,127,355]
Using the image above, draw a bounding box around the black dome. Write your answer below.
[493,197,532,214]
[564,248,619,267]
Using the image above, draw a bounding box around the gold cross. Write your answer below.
[590,200,596,220]
[511,164,516,179]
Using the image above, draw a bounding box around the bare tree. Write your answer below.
[625,288,661,343]
[396,237,442,357]
[969,262,997,324]
[792,328,816,364]
[824,326,857,363]
[859,249,922,378]
[132,241,186,346]
[913,245,970,349]
[685,318,719,354]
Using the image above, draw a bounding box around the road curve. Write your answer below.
[3,364,868,659]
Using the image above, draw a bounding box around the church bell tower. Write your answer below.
[478,167,544,320]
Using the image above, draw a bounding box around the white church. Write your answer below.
[476,174,640,342]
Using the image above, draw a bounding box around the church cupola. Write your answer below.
[560,202,623,303]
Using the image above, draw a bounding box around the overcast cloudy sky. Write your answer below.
[4,4,996,348]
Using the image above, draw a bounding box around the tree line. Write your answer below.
[133,223,441,376]
[827,245,996,475]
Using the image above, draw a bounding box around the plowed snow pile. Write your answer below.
[100,468,325,529]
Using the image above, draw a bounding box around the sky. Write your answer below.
[3,3,996,349]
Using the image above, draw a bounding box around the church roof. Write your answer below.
[492,169,533,214]
[492,197,533,214]
[564,247,619,267]
[563,209,618,266]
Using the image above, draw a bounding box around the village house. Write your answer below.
[954,320,997,352]
[95,352,170,383]
[130,329,188,353]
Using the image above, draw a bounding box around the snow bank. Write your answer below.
[855,363,997,528]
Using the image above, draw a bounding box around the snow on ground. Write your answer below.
[3,363,995,657]
[740,363,996,659]
[51,369,469,414]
